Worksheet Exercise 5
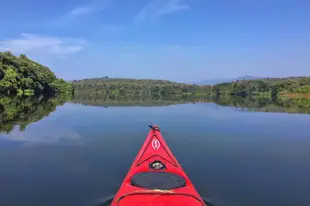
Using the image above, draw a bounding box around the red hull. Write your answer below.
[111,126,206,206]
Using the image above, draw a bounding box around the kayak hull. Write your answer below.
[111,126,206,206]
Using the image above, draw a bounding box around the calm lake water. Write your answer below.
[1,96,310,206]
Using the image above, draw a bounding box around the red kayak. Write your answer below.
[111,125,206,206]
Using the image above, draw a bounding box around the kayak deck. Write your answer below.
[111,125,206,206]
[116,193,205,206]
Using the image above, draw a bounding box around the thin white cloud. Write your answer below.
[48,0,123,38]
[135,0,190,24]
[67,6,94,17]
[0,33,86,55]
[158,0,190,15]
[63,0,110,20]
[47,0,111,27]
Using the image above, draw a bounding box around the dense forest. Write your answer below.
[2,51,310,101]
[72,78,213,96]
[213,77,310,98]
[2,51,310,134]
[73,76,310,100]
[0,52,73,97]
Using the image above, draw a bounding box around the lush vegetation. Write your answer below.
[213,77,310,98]
[73,76,310,101]
[0,95,71,133]
[72,78,213,96]
[0,52,73,97]
[2,50,310,134]
[2,50,310,104]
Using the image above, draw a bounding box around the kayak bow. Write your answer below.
[111,125,206,206]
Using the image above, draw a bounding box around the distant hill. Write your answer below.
[195,75,262,85]
[72,77,213,96]
[214,76,310,97]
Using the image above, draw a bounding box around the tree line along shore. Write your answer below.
[1,51,310,99]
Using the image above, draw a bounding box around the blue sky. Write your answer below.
[1,0,309,82]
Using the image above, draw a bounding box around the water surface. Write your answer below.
[0,96,310,206]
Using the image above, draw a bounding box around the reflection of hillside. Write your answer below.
[71,94,214,107]
[0,96,70,134]
[2,94,308,135]
[215,96,310,114]
[72,94,310,114]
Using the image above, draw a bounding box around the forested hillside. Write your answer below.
[213,77,310,98]
[73,76,310,99]
[4,50,308,100]
[72,78,213,96]
[0,52,73,96]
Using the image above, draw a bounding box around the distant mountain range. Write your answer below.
[194,75,262,85]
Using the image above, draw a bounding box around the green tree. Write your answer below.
[0,51,73,96]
